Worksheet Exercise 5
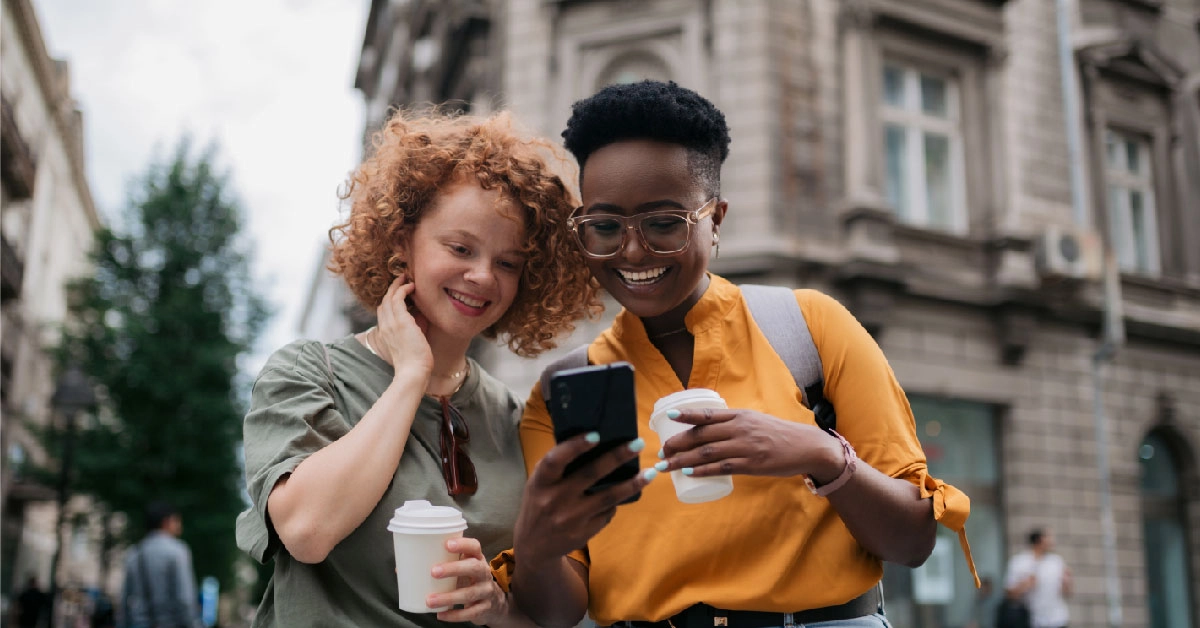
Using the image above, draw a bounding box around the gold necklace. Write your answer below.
[361,327,469,395]
[648,326,689,340]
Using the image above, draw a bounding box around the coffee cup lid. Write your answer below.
[387,500,467,534]
[651,388,725,415]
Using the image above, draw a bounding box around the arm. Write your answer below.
[268,278,433,563]
[425,537,543,628]
[661,290,939,567]
[509,391,650,628]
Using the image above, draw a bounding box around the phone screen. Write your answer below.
[548,362,640,502]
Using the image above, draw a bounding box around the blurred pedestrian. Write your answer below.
[13,575,49,628]
[121,501,203,628]
[236,109,597,627]
[1003,528,1071,628]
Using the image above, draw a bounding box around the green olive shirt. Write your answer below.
[235,337,526,628]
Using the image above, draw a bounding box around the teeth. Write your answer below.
[618,267,668,284]
[449,291,486,308]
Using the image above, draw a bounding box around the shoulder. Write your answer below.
[470,362,525,416]
[257,340,329,379]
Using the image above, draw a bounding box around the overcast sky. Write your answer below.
[36,0,368,374]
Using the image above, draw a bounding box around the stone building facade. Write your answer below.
[1,0,107,615]
[343,1,1200,626]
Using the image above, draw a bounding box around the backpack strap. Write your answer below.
[740,284,836,433]
[538,344,591,402]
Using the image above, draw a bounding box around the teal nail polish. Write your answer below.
[682,467,694,476]
[657,448,665,459]
[628,437,646,453]
[654,461,669,472]
[642,468,658,481]
[585,432,600,444]
[666,409,681,419]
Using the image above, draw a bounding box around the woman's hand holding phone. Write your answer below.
[374,274,433,381]
[513,433,653,568]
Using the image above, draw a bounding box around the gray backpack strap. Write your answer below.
[539,344,591,402]
[740,284,835,432]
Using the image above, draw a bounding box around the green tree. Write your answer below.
[54,140,269,589]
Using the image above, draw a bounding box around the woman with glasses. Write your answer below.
[236,110,599,628]
[506,81,975,628]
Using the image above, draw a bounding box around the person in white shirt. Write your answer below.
[1004,528,1073,628]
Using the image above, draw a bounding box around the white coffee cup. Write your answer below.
[649,389,735,504]
[387,500,467,613]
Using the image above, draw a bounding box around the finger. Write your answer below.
[570,439,645,489]
[662,440,741,472]
[585,469,655,512]
[661,422,737,458]
[446,536,483,558]
[429,581,496,619]
[670,408,740,425]
[431,557,489,582]
[528,433,604,484]
[678,458,750,477]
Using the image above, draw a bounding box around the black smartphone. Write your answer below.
[548,361,641,502]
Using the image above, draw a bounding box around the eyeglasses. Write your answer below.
[567,198,718,259]
[438,397,477,496]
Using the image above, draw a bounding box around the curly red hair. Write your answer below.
[329,109,601,357]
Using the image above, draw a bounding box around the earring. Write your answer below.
[712,231,720,259]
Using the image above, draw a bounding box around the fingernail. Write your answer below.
[585,432,600,444]
[642,468,658,481]
[666,409,680,419]
[628,437,646,453]
[682,467,694,476]
[431,565,443,577]
[657,448,665,459]
[654,461,669,472]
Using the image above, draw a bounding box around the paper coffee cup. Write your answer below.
[387,500,467,613]
[649,389,735,504]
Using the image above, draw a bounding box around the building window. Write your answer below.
[1139,431,1196,628]
[880,63,967,233]
[1105,129,1161,275]
[882,397,1003,628]
[596,51,671,90]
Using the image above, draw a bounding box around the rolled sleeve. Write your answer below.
[236,341,345,563]
[802,290,979,585]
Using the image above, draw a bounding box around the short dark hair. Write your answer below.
[144,501,178,531]
[561,80,731,197]
[1028,528,1045,546]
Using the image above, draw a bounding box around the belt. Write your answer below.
[616,585,882,628]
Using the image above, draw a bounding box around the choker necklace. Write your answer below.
[428,361,470,398]
[648,326,690,340]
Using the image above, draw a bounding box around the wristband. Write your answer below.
[804,429,857,497]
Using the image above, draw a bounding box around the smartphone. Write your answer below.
[548,361,641,502]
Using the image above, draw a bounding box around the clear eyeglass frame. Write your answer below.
[567,197,719,259]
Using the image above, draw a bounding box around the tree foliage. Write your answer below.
[54,140,269,588]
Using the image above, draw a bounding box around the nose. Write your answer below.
[620,224,649,263]
[463,257,496,287]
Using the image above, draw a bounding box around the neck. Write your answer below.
[641,273,711,339]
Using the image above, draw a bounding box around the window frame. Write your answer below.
[1103,128,1162,275]
[859,26,994,238]
[879,61,969,233]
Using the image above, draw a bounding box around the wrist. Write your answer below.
[804,430,857,497]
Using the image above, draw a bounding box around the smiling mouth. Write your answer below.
[447,289,488,309]
[617,267,669,286]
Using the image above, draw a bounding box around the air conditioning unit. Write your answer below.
[1035,225,1103,281]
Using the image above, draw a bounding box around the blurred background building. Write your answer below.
[1,0,112,618]
[297,1,1200,627]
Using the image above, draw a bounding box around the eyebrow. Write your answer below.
[581,199,688,215]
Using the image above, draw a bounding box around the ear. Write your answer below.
[713,198,728,228]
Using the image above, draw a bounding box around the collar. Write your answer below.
[610,273,742,343]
